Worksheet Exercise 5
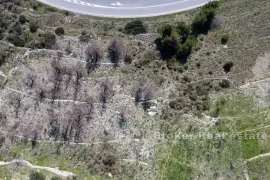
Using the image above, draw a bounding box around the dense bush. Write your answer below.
[55,27,65,36]
[29,21,39,33]
[29,171,46,180]
[159,24,174,38]
[221,34,229,44]
[124,20,146,35]
[169,99,186,110]
[124,54,132,64]
[19,15,27,24]
[223,61,234,73]
[157,23,196,61]
[157,1,221,62]
[40,32,56,49]
[31,32,56,49]
[7,34,26,47]
[177,22,191,42]
[192,1,220,34]
[177,36,197,60]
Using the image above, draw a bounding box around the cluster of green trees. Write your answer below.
[157,1,220,62]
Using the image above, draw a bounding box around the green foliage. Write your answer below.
[55,27,65,36]
[192,1,220,34]
[40,32,56,49]
[29,21,39,33]
[29,171,46,180]
[156,2,221,62]
[31,32,56,49]
[158,24,174,38]
[6,34,26,47]
[124,20,146,35]
[177,35,197,60]
[177,21,191,41]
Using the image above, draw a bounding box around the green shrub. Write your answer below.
[177,36,197,59]
[124,54,132,64]
[177,22,191,41]
[55,27,65,36]
[223,61,234,73]
[40,32,56,49]
[7,34,25,47]
[169,99,186,110]
[124,20,146,35]
[221,34,229,44]
[158,24,174,38]
[19,15,27,24]
[219,79,230,88]
[29,21,39,33]
[192,1,220,34]
[29,171,46,180]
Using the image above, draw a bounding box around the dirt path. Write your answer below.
[0,159,74,177]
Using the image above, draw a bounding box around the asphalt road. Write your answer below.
[37,0,212,18]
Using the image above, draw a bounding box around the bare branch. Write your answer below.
[85,43,102,71]
[108,38,124,67]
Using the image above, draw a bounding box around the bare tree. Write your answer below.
[50,60,63,100]
[72,62,86,100]
[85,43,102,72]
[49,118,59,140]
[119,107,127,129]
[22,68,37,89]
[84,95,95,122]
[134,80,154,110]
[100,79,114,109]
[124,46,132,64]
[60,106,87,142]
[65,41,72,55]
[141,86,154,111]
[108,38,124,67]
[8,93,22,118]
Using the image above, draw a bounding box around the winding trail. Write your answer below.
[0,160,74,177]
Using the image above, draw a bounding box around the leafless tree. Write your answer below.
[119,107,127,129]
[84,96,95,122]
[108,38,124,67]
[8,93,23,118]
[134,80,154,110]
[50,60,63,100]
[124,47,132,64]
[85,43,102,72]
[65,41,72,55]
[60,106,88,142]
[134,79,146,105]
[72,62,86,100]
[100,79,114,109]
[49,118,59,140]
[141,86,154,111]
[22,69,37,89]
